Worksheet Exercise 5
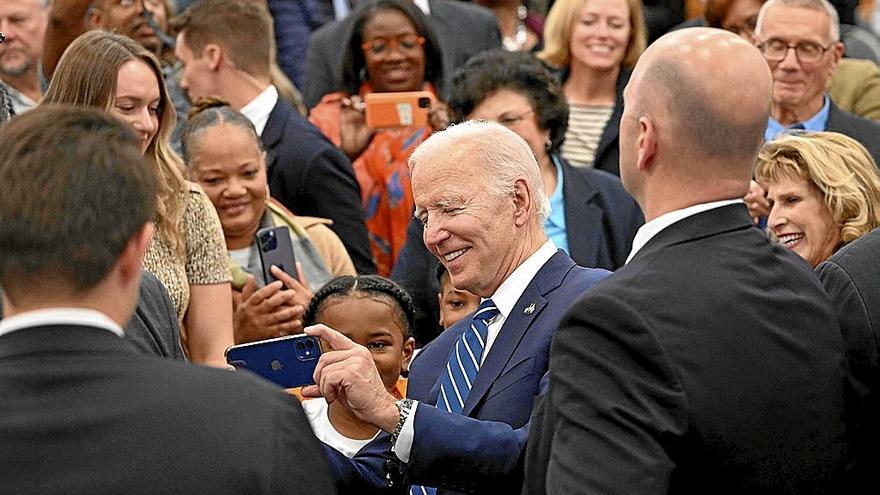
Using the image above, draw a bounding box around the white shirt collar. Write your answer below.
[413,0,430,14]
[488,239,557,319]
[0,308,124,338]
[626,199,743,264]
[240,85,279,136]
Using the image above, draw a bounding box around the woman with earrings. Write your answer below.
[308,0,447,277]
[474,0,544,53]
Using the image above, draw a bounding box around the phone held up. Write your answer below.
[364,91,434,128]
[225,334,322,388]
[256,226,298,287]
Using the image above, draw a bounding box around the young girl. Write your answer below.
[302,275,416,457]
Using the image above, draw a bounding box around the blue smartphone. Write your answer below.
[225,334,322,388]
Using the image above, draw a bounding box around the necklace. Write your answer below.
[502,5,529,52]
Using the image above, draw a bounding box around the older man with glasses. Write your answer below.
[753,0,880,162]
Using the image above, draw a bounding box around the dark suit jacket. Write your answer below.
[391,159,641,345]
[263,97,375,274]
[0,323,335,494]
[302,0,501,109]
[826,100,880,165]
[525,204,850,494]
[817,227,880,492]
[1,271,184,360]
[327,250,609,494]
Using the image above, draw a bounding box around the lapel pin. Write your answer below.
[523,303,536,315]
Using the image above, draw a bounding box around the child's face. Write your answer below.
[318,295,415,391]
[438,279,481,329]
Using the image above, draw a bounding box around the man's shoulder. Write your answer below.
[826,101,880,141]
[265,99,338,156]
[431,0,496,24]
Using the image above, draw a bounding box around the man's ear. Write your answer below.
[828,41,844,75]
[204,43,224,72]
[512,179,532,227]
[636,116,657,172]
[116,223,154,285]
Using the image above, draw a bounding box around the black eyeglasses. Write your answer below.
[757,38,834,64]
[361,33,425,56]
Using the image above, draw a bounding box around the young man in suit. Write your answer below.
[303,121,610,494]
[0,106,334,494]
[175,0,375,274]
[524,28,850,494]
[302,0,501,109]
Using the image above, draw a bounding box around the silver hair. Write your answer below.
[409,120,551,221]
[756,0,840,42]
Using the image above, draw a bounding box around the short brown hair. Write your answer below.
[0,105,157,298]
[175,0,273,79]
[539,0,647,70]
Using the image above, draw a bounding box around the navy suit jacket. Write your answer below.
[826,100,880,165]
[262,97,375,274]
[328,250,609,494]
[302,0,500,109]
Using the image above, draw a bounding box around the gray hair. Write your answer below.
[756,0,840,42]
[409,120,551,221]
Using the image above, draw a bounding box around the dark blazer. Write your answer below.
[0,323,335,494]
[826,100,880,164]
[302,0,501,109]
[327,251,609,494]
[817,227,880,492]
[1,271,184,360]
[525,204,850,494]
[391,159,641,345]
[263,97,375,274]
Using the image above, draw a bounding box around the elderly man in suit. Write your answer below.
[302,0,501,109]
[303,120,609,494]
[0,105,334,494]
[174,0,374,274]
[524,28,850,494]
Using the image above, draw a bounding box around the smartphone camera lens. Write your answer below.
[259,230,277,251]
[418,97,431,109]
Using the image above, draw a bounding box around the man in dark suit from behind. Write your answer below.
[817,227,880,492]
[524,28,850,494]
[174,0,375,274]
[302,0,501,109]
[0,106,335,494]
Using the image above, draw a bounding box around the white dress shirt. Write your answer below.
[626,199,744,264]
[240,85,279,137]
[0,308,124,338]
[394,239,558,462]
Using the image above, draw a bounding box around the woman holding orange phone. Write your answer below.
[308,0,447,277]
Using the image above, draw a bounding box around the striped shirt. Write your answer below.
[562,103,614,167]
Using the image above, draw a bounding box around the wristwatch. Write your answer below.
[389,398,414,453]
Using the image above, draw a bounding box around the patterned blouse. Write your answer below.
[142,182,231,353]
[561,103,614,167]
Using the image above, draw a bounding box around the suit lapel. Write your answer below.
[261,100,287,176]
[561,160,603,267]
[592,68,629,166]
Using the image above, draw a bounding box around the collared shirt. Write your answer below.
[0,308,124,338]
[394,239,558,463]
[241,85,280,137]
[334,0,430,18]
[765,95,831,141]
[626,199,744,264]
[543,155,570,255]
[0,80,36,115]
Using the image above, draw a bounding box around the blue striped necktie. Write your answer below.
[410,299,499,495]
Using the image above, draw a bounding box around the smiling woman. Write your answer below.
[308,0,446,277]
[756,131,880,267]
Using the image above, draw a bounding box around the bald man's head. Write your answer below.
[624,28,772,170]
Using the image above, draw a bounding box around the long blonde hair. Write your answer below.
[44,30,186,253]
[539,0,647,70]
[756,131,880,245]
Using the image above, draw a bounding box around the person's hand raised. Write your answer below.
[340,95,375,160]
[233,264,313,344]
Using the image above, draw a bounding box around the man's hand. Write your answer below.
[744,180,771,224]
[301,324,401,432]
[233,265,313,344]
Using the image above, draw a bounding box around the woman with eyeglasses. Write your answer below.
[308,0,446,277]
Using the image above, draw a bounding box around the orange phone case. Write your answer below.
[364,91,434,128]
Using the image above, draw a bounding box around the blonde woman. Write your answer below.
[43,31,233,366]
[756,131,880,267]
[539,0,646,174]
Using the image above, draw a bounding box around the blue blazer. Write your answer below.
[326,250,609,494]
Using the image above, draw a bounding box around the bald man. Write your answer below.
[524,28,850,494]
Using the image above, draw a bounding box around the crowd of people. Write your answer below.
[2,0,880,493]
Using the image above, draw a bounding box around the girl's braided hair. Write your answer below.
[304,275,415,337]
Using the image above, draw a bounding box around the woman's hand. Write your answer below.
[340,95,375,160]
[428,101,451,131]
[233,264,313,344]
[744,180,771,224]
